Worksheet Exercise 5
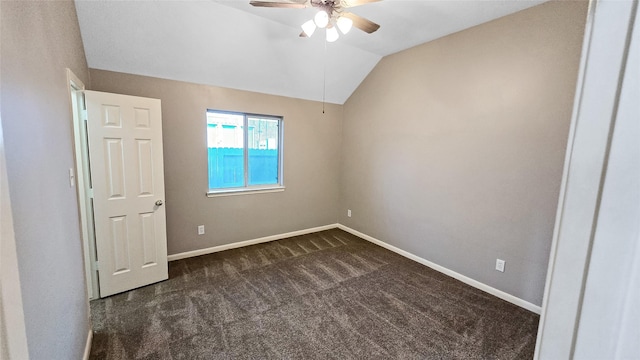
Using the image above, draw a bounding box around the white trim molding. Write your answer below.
[168,224,339,261]
[167,223,540,314]
[206,186,285,198]
[535,1,640,358]
[338,224,542,314]
[83,329,93,360]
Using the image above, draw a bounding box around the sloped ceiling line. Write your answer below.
[75,0,546,104]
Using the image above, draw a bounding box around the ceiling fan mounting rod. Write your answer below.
[314,0,340,16]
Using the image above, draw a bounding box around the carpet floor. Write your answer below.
[89,228,539,359]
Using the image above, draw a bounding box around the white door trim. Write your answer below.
[534,0,639,358]
[67,68,99,301]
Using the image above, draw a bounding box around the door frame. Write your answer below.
[534,0,639,357]
[67,68,99,300]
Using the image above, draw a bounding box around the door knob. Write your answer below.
[155,200,164,206]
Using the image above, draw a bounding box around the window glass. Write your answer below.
[248,117,279,186]
[207,110,282,192]
[207,113,244,189]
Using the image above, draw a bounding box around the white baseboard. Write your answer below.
[83,328,93,360]
[166,223,541,314]
[337,224,542,314]
[167,224,339,261]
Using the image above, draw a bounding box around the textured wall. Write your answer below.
[89,70,342,255]
[340,1,588,306]
[0,1,90,359]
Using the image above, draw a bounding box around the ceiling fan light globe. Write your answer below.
[337,17,353,34]
[301,20,317,37]
[314,10,329,28]
[326,26,339,42]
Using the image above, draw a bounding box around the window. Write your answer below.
[207,110,283,194]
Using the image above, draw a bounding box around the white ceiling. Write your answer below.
[75,0,546,104]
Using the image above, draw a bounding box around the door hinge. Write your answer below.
[87,188,94,199]
[93,261,99,271]
[81,92,87,111]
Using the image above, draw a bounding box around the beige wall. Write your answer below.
[0,0,590,354]
[1,1,91,359]
[89,70,342,255]
[340,1,588,306]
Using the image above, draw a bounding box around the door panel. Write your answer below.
[109,216,130,273]
[140,212,157,266]
[85,91,167,297]
[136,140,154,196]
[134,108,151,128]
[103,105,122,127]
[105,138,125,198]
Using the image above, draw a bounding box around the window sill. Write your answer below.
[206,186,285,198]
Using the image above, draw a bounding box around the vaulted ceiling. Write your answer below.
[75,0,546,104]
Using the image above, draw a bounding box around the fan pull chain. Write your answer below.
[322,37,327,114]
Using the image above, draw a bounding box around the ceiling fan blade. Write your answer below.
[341,12,380,33]
[340,0,381,8]
[249,1,307,9]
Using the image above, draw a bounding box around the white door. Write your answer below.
[85,91,168,297]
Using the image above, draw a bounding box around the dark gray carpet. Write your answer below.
[89,228,539,359]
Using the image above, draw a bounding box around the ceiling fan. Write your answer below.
[250,0,381,42]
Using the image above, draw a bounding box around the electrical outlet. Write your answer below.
[198,225,205,235]
[495,259,505,272]
[347,209,352,217]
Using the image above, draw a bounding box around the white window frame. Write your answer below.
[206,109,284,197]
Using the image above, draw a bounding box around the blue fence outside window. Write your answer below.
[208,148,278,189]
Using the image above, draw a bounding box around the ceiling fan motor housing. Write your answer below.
[250,0,381,35]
